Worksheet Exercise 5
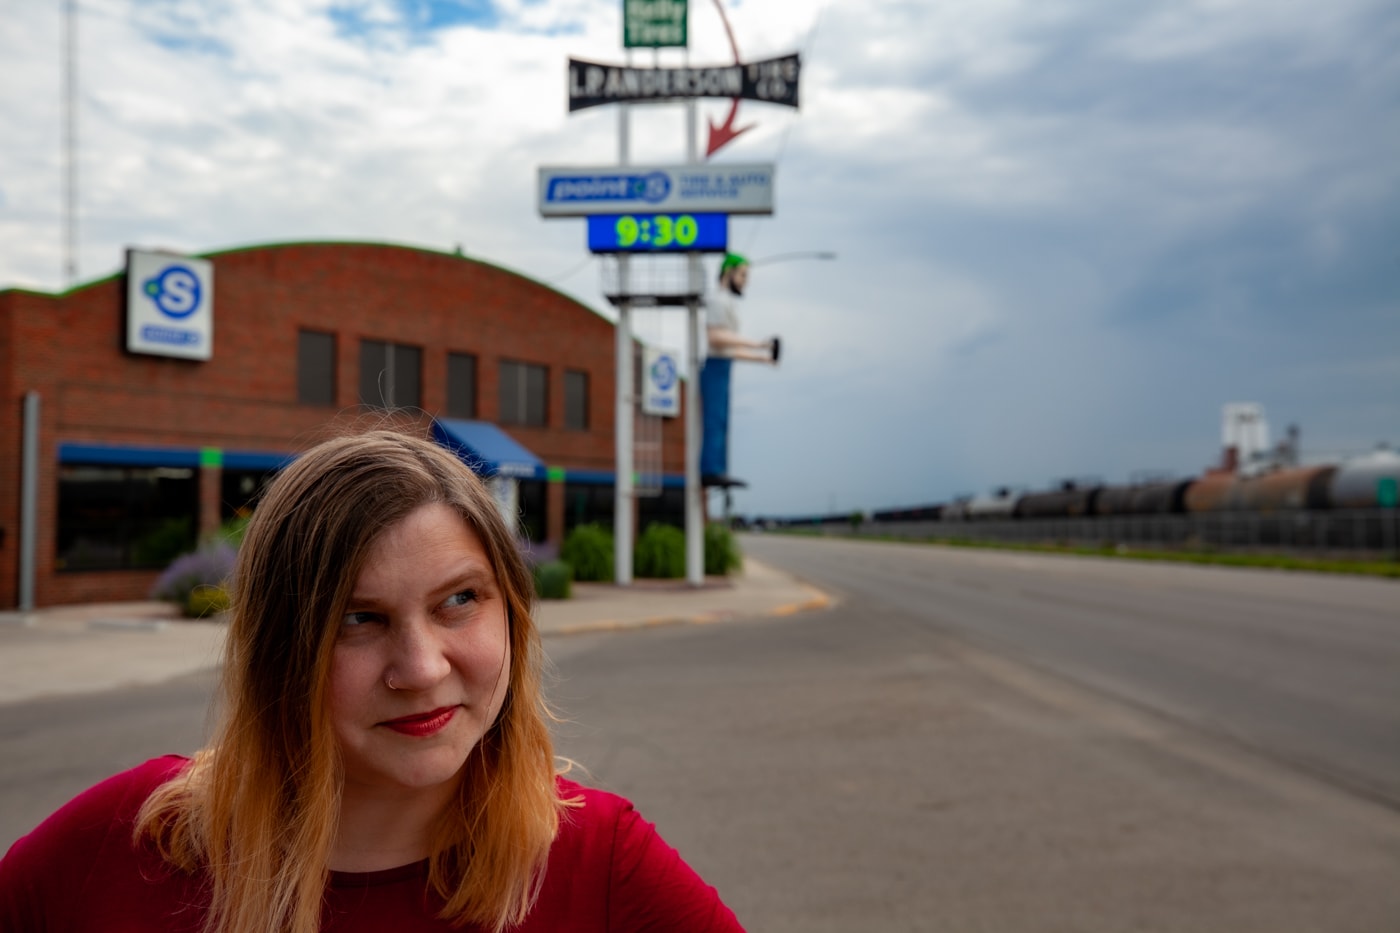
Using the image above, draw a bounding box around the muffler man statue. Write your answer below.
[701,253,779,488]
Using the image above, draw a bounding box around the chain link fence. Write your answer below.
[849,510,1400,556]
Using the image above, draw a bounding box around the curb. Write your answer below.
[545,586,834,638]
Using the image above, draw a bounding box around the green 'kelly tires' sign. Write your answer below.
[624,0,687,48]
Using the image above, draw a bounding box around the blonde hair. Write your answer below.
[137,429,564,933]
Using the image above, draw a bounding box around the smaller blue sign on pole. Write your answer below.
[587,213,728,253]
[642,346,680,417]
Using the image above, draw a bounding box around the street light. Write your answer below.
[749,251,837,266]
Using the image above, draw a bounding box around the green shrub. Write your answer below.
[704,522,742,576]
[634,523,685,579]
[561,523,614,582]
[132,517,196,568]
[185,584,231,619]
[533,560,573,600]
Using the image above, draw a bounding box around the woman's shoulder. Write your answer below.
[1,756,196,928]
[542,775,745,932]
[11,755,191,850]
[556,774,628,816]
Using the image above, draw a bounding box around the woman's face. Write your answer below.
[328,502,512,801]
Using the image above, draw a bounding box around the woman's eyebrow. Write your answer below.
[347,564,496,606]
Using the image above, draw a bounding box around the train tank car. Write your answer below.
[1093,480,1191,516]
[1328,449,1400,508]
[966,488,1018,520]
[1185,466,1337,512]
[1014,482,1101,519]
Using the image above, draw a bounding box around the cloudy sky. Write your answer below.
[3,0,1397,517]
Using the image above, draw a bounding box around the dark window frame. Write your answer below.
[56,464,199,572]
[297,330,336,406]
[564,369,590,431]
[499,359,549,427]
[359,339,422,410]
[447,351,479,419]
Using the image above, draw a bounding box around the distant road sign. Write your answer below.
[587,213,728,253]
[568,54,801,112]
[538,164,774,217]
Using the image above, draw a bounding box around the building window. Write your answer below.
[564,369,589,430]
[221,468,279,522]
[447,352,478,419]
[499,360,547,427]
[564,481,615,535]
[360,340,422,409]
[639,485,685,530]
[297,330,336,406]
[56,465,199,571]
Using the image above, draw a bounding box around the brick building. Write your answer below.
[0,241,687,609]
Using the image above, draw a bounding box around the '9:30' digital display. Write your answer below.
[587,213,728,253]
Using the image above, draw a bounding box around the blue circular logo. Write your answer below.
[638,172,671,203]
[142,265,202,319]
[650,354,677,391]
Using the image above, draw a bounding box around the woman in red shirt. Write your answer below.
[0,429,743,933]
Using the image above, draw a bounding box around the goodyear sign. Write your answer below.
[538,163,775,217]
[125,249,214,360]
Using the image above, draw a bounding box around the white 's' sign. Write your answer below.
[125,249,214,361]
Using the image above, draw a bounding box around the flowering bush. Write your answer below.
[150,543,237,618]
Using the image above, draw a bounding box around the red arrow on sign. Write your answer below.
[707,99,755,158]
[705,0,756,159]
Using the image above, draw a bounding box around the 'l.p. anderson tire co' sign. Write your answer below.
[568,53,800,112]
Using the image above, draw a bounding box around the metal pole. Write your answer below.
[614,99,633,585]
[19,392,40,611]
[63,0,78,286]
[684,92,704,587]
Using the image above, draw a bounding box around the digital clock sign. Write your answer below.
[587,213,728,253]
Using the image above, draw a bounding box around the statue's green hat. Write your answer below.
[721,253,749,273]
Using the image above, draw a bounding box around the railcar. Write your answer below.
[1183,466,1336,513]
[965,489,1018,521]
[1092,479,1191,516]
[1013,483,1101,519]
[1328,449,1400,508]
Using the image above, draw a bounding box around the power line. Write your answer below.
[63,0,79,287]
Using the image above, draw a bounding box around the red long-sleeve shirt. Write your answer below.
[0,756,744,932]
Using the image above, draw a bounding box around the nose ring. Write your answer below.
[385,673,399,691]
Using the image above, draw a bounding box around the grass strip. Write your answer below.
[776,531,1400,579]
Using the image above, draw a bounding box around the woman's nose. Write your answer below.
[386,618,452,691]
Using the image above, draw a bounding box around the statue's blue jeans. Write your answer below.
[700,356,732,479]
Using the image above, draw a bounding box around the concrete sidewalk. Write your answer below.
[0,558,831,706]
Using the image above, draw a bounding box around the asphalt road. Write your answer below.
[740,533,1400,808]
[3,539,1399,931]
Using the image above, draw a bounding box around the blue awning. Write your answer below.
[431,419,545,480]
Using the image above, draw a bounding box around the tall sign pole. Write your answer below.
[684,72,704,586]
[615,92,634,585]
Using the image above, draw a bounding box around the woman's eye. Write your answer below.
[343,611,378,627]
[442,589,477,610]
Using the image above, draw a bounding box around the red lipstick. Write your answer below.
[382,707,457,737]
